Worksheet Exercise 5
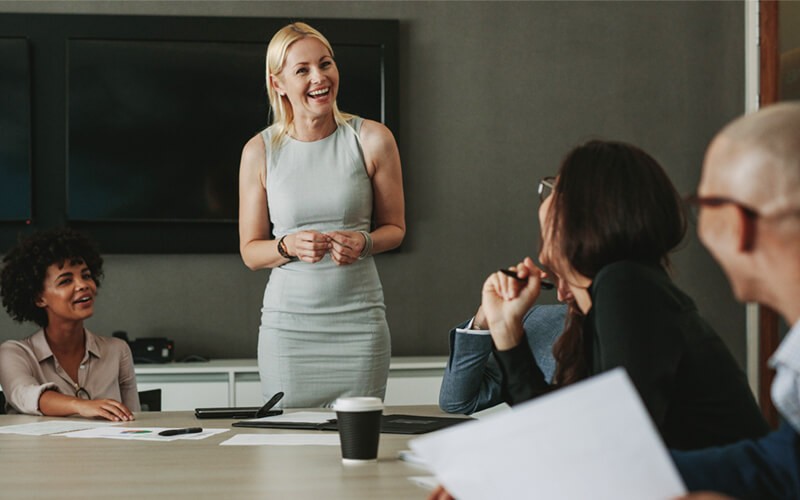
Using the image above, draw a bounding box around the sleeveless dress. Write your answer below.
[258,117,391,408]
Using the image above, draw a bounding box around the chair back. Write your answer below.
[138,389,162,412]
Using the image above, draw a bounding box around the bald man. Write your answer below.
[672,102,800,500]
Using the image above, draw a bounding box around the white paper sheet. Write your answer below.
[220,433,340,446]
[408,476,438,490]
[0,420,118,436]
[410,368,686,500]
[62,426,228,441]
[397,449,429,468]
[245,411,335,424]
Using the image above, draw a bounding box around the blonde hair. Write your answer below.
[265,22,353,149]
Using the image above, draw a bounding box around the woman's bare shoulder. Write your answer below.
[358,119,396,153]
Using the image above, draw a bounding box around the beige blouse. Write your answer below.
[0,329,140,414]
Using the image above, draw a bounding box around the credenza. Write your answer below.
[135,357,447,410]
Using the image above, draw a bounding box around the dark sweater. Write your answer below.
[495,260,769,450]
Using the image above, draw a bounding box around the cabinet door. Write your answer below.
[137,374,229,410]
[385,371,443,406]
[233,373,264,406]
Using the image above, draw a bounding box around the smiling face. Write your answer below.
[537,176,593,312]
[538,183,556,270]
[35,259,97,326]
[271,37,339,123]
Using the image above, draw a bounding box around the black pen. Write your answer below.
[158,427,203,437]
[499,268,555,290]
[256,391,285,418]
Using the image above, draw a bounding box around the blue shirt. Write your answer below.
[671,321,800,499]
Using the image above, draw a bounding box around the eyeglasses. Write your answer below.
[75,387,91,400]
[684,194,759,219]
[685,193,800,221]
[538,176,555,203]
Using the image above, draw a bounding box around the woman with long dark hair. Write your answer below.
[482,140,767,450]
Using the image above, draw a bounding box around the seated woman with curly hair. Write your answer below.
[0,228,138,420]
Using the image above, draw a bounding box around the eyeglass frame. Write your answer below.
[685,193,764,251]
[685,193,800,220]
[75,387,91,400]
[538,176,556,203]
[684,194,759,219]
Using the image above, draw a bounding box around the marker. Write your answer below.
[499,268,555,290]
[158,427,203,436]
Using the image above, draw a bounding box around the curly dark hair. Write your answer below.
[0,228,104,327]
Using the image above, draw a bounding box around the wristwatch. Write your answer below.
[277,235,297,261]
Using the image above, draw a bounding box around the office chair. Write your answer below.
[138,389,162,412]
[0,391,5,415]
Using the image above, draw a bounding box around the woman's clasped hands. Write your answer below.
[284,230,367,265]
[482,256,550,351]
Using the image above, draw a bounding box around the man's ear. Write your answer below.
[35,294,47,308]
[736,207,757,252]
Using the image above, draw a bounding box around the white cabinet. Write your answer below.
[136,375,229,410]
[134,357,446,410]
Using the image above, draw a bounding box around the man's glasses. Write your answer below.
[684,194,758,219]
[686,193,800,221]
[538,176,555,203]
[75,387,91,400]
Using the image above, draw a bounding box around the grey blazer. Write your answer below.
[438,304,567,414]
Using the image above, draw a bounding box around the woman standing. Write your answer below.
[0,228,138,420]
[239,22,405,408]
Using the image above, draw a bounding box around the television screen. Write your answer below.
[0,38,31,221]
[67,38,385,222]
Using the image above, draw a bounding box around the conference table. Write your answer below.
[0,406,447,499]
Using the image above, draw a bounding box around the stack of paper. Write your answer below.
[410,368,686,500]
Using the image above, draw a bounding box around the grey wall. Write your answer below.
[0,1,747,366]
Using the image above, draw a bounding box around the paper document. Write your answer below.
[408,476,438,490]
[220,433,340,446]
[410,368,686,500]
[246,411,335,424]
[397,449,429,468]
[62,426,228,441]
[0,420,117,436]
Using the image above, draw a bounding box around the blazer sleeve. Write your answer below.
[671,422,800,500]
[438,319,502,414]
[494,334,553,405]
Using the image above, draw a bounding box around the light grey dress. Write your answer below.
[258,117,391,408]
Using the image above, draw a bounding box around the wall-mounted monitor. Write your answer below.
[0,37,31,222]
[67,39,385,223]
[0,14,398,252]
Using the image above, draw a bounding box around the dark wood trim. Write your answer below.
[759,0,781,428]
[760,0,779,105]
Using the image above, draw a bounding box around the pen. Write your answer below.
[158,427,203,437]
[499,268,555,290]
[256,391,285,418]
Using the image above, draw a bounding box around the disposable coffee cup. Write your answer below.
[333,397,383,464]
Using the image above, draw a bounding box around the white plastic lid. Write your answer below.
[333,396,384,412]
